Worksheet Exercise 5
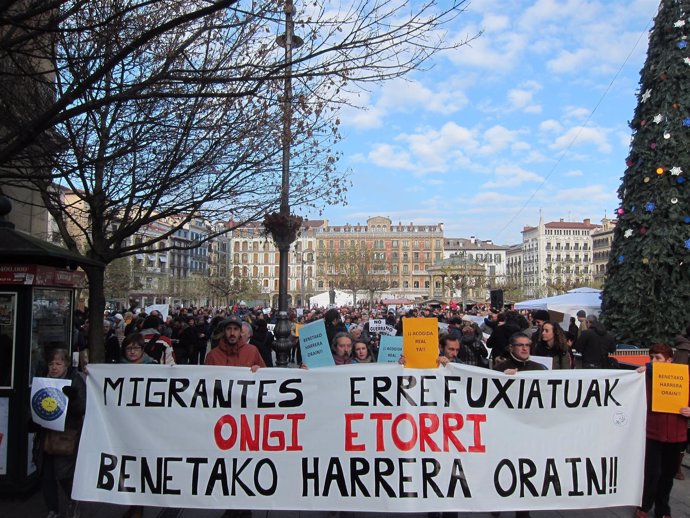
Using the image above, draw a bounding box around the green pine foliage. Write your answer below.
[602,0,690,347]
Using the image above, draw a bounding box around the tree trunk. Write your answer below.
[84,264,106,363]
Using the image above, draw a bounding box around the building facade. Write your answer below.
[315,216,445,301]
[591,217,616,287]
[521,216,599,297]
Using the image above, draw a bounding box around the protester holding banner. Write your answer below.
[32,347,86,518]
[437,333,461,367]
[120,333,157,365]
[352,339,375,363]
[330,332,354,365]
[635,343,690,518]
[204,315,265,370]
[493,332,547,375]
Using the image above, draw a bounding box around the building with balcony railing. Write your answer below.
[521,215,599,297]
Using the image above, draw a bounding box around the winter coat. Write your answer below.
[645,362,689,443]
[32,367,86,479]
[574,323,616,368]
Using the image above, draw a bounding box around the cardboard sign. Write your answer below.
[402,317,439,368]
[377,336,403,363]
[652,362,689,414]
[298,319,334,368]
[369,319,387,333]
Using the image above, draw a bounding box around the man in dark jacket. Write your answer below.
[574,314,616,368]
[493,332,546,374]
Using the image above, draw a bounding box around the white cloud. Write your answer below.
[539,119,563,133]
[479,125,525,155]
[482,164,544,188]
[550,126,612,153]
[564,170,584,177]
[368,144,415,170]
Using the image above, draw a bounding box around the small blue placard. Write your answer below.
[377,335,403,363]
[299,319,335,368]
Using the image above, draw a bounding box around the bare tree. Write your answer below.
[0,0,477,359]
[319,242,391,306]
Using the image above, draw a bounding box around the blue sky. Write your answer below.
[302,0,659,245]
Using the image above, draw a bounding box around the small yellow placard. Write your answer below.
[294,323,303,337]
[652,362,689,414]
[402,318,439,369]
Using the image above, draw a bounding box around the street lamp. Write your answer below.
[267,0,303,368]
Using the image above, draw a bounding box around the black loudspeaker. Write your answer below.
[490,289,504,310]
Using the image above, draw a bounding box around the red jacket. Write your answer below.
[204,337,266,368]
[645,363,689,443]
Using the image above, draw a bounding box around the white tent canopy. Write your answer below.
[309,289,354,308]
[515,288,602,327]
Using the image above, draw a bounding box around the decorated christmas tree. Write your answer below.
[602,0,690,346]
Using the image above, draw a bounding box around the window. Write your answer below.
[403,281,409,288]
[413,281,419,288]
[425,281,430,289]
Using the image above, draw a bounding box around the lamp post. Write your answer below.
[270,0,303,368]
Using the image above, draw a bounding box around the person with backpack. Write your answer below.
[139,315,175,365]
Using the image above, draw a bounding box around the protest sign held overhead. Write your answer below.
[298,319,334,368]
[403,317,439,368]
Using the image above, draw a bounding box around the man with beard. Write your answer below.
[204,315,265,371]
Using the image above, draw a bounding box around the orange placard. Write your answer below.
[402,317,439,368]
[652,362,689,414]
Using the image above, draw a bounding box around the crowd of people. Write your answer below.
[32,302,690,518]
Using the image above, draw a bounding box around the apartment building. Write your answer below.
[521,216,599,297]
[315,216,444,299]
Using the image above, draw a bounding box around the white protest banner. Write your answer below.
[298,319,334,368]
[377,336,403,363]
[74,364,645,513]
[145,304,169,321]
[368,319,387,333]
[31,377,72,431]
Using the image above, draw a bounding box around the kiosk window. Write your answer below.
[29,288,72,384]
[0,293,16,388]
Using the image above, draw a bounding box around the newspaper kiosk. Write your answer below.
[0,197,102,492]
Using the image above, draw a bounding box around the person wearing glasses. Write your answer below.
[491,332,546,518]
[493,331,547,375]
[118,333,156,518]
[120,333,157,365]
